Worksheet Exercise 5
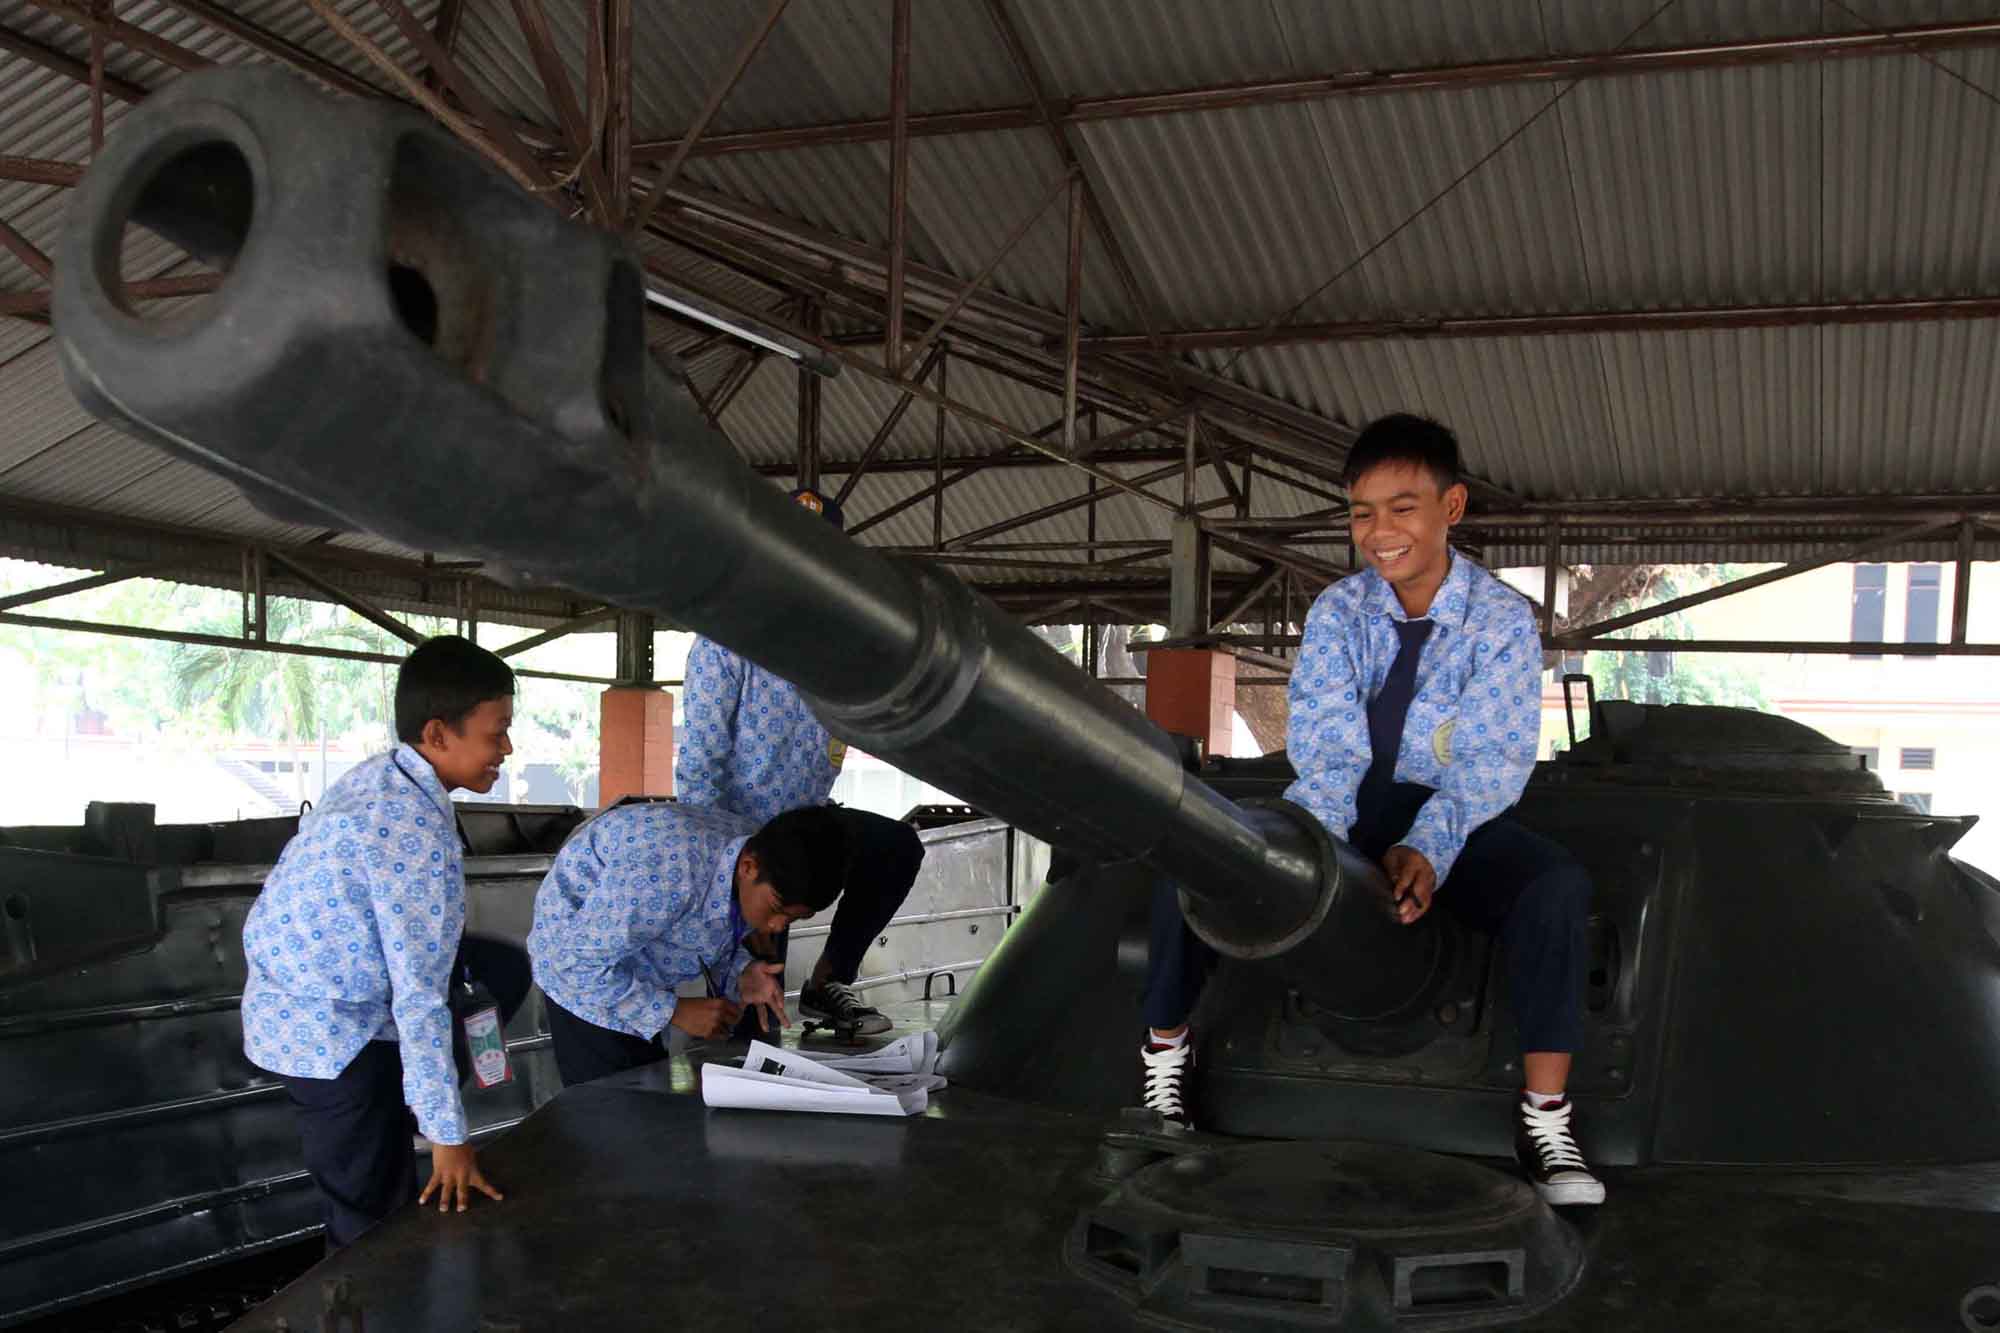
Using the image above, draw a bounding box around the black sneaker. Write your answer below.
[1139,1039,1194,1129]
[799,979,891,1036]
[1515,1096,1606,1206]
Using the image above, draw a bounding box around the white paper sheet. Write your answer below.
[700,1062,925,1116]
[815,1030,941,1076]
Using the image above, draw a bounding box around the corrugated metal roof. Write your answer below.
[4,0,2000,611]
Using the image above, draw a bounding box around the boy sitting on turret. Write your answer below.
[1140,413,1605,1208]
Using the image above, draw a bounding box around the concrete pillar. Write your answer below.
[600,610,669,807]
[1144,648,1236,758]
[599,687,674,808]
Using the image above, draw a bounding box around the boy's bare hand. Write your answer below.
[670,996,744,1039]
[1382,845,1436,924]
[421,1142,503,1213]
[738,960,788,1032]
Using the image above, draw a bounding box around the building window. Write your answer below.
[1850,564,1886,658]
[1906,564,1941,656]
[1896,792,1933,815]
[1900,747,1936,771]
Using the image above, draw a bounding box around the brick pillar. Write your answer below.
[1144,648,1237,758]
[599,687,674,808]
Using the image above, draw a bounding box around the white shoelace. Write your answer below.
[1141,1043,1191,1116]
[1520,1100,1590,1172]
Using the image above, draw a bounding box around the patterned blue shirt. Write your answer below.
[1284,553,1542,883]
[675,636,843,826]
[527,802,757,1040]
[241,745,470,1145]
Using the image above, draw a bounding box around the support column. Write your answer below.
[1144,648,1236,757]
[599,611,671,808]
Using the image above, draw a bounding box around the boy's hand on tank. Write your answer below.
[671,996,743,1039]
[1383,846,1436,924]
[738,961,788,1032]
[421,1142,503,1213]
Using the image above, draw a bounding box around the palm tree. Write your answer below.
[169,601,401,804]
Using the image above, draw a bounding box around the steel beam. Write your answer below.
[0,610,621,683]
[510,0,614,219]
[1554,515,1964,642]
[1077,295,2000,354]
[1555,636,2000,657]
[25,0,211,73]
[1062,174,1083,454]
[1211,563,1285,632]
[0,23,145,100]
[0,559,177,612]
[832,342,943,507]
[931,351,947,548]
[164,0,381,100]
[900,169,1070,374]
[0,218,52,280]
[1954,518,1976,646]
[0,156,84,187]
[625,18,2000,161]
[367,0,554,194]
[262,548,424,646]
[0,273,219,316]
[651,260,1184,514]
[495,607,618,660]
[628,0,790,233]
[603,0,632,219]
[885,0,910,373]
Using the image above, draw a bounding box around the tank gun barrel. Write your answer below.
[53,70,1429,1012]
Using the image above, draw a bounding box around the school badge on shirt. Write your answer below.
[827,737,848,770]
[1432,720,1456,765]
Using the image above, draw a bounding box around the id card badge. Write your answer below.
[462,1005,514,1089]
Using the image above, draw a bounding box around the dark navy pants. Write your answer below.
[816,809,927,982]
[1144,782,1591,1054]
[546,997,668,1086]
[275,934,529,1250]
[730,808,925,1039]
[279,1040,418,1250]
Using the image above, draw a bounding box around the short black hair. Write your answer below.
[743,806,849,913]
[1342,412,1462,493]
[395,635,515,744]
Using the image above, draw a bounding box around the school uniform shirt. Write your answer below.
[240,745,470,1145]
[1284,553,1543,884]
[526,802,757,1039]
[674,636,844,826]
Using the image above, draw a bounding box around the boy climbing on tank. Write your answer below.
[1139,413,1605,1208]
[240,636,519,1248]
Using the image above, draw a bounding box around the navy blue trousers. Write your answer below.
[730,808,925,1039]
[275,934,529,1250]
[546,996,668,1086]
[1144,782,1591,1054]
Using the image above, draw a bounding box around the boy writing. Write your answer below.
[527,802,847,1085]
[241,635,517,1247]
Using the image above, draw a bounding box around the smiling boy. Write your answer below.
[1139,413,1604,1208]
[241,635,517,1248]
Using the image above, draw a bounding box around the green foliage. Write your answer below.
[0,561,610,806]
[1580,565,1769,711]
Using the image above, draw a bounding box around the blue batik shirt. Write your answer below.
[241,745,470,1145]
[675,636,844,826]
[527,802,757,1039]
[1285,553,1542,884]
